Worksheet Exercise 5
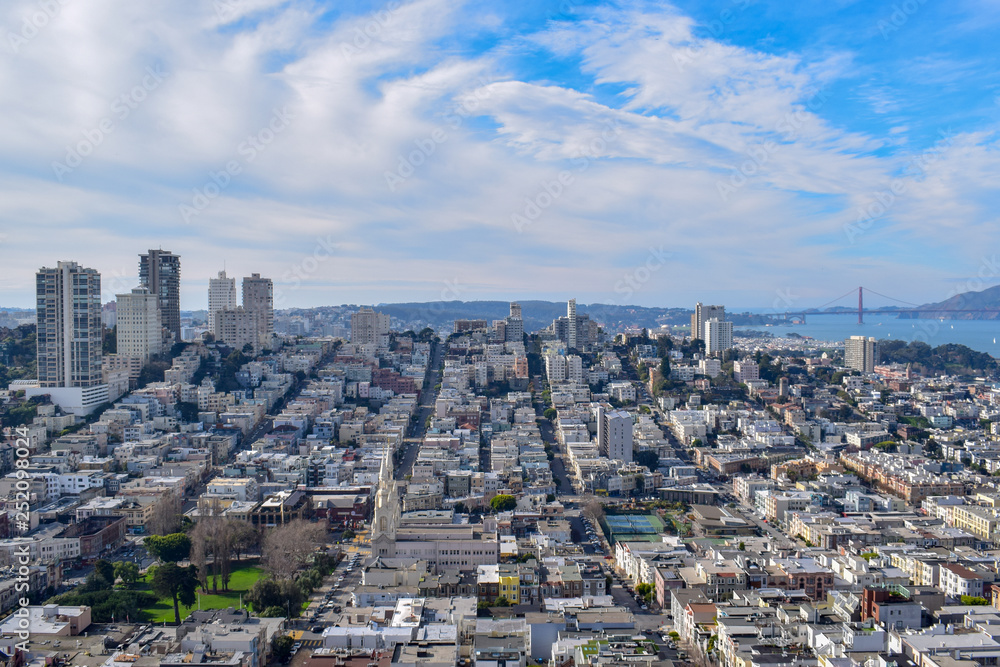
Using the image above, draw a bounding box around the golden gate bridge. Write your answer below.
[777,287,1000,325]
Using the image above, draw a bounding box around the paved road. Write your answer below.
[397,340,444,480]
[732,505,796,548]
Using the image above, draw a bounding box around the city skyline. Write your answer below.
[1,1,998,309]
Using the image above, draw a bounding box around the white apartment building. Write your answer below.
[545,354,567,382]
[116,286,162,362]
[699,358,722,378]
[939,563,985,599]
[208,270,237,335]
[704,318,733,355]
[598,407,633,463]
[734,360,759,383]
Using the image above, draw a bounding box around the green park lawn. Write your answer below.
[138,561,265,623]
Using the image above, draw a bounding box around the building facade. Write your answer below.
[352,307,391,346]
[139,249,181,343]
[36,261,103,388]
[207,270,237,336]
[691,303,725,341]
[704,319,733,355]
[845,336,878,373]
[599,407,634,463]
[215,307,260,353]
[242,273,274,347]
[115,286,162,363]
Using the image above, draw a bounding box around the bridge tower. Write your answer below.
[858,286,863,325]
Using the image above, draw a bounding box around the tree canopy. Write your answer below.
[490,494,517,513]
[146,533,192,563]
[150,563,199,625]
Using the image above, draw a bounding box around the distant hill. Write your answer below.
[902,285,1000,320]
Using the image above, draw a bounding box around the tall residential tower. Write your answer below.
[31,261,108,414]
[845,336,878,373]
[242,273,274,347]
[139,249,181,343]
[208,270,238,336]
[691,302,725,341]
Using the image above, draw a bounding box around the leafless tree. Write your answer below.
[583,499,605,522]
[261,520,326,580]
[148,493,183,535]
[231,521,259,561]
[189,520,210,592]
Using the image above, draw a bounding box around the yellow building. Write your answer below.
[113,501,154,533]
[952,505,1000,542]
[499,574,520,605]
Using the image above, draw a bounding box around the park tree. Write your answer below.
[490,494,517,513]
[190,513,258,592]
[150,563,199,625]
[113,561,140,587]
[246,578,283,611]
[246,577,304,618]
[94,560,115,586]
[146,533,192,563]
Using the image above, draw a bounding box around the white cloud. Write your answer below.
[0,0,996,310]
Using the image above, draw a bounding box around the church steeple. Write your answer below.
[371,446,399,557]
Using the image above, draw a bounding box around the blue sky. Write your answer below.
[1,0,998,312]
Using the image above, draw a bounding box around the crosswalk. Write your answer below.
[299,639,322,648]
